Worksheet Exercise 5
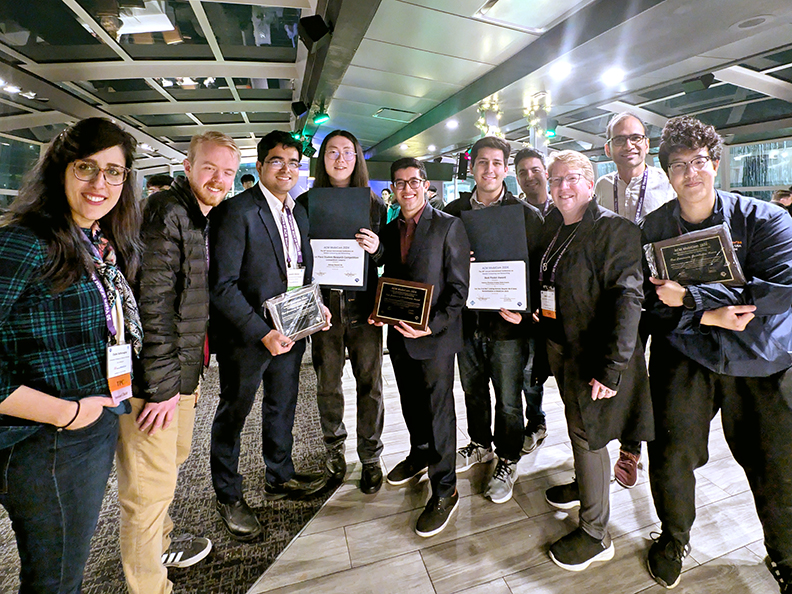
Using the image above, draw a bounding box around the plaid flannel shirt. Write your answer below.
[0,225,109,405]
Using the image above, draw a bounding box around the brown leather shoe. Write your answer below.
[614,450,640,488]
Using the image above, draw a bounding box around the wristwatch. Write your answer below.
[682,288,695,310]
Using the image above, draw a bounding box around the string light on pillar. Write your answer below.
[475,94,504,138]
[524,91,552,151]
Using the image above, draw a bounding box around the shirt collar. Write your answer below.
[470,185,506,209]
[260,181,295,212]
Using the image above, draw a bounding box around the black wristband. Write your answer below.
[58,400,81,430]
[682,288,696,310]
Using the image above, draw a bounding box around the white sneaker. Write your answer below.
[456,442,494,472]
[484,458,517,504]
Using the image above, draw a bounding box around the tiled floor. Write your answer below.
[247,351,780,594]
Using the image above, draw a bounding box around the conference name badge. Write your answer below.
[107,343,133,405]
[540,285,557,320]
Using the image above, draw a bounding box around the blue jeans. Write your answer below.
[0,407,118,593]
[521,336,546,427]
[458,335,528,461]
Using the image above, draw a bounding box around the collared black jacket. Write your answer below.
[136,178,208,402]
[541,199,653,449]
[444,187,543,341]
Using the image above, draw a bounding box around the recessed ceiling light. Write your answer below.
[552,61,572,81]
[428,144,436,152]
[446,120,459,130]
[400,143,409,151]
[601,67,625,86]
[730,15,774,31]
[4,85,21,94]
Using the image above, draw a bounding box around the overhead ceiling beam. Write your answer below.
[598,101,668,129]
[717,116,792,137]
[556,125,606,148]
[296,0,383,131]
[144,123,291,136]
[714,65,792,103]
[0,112,71,132]
[26,61,299,82]
[0,62,185,160]
[366,0,666,158]
[199,0,313,7]
[111,101,292,116]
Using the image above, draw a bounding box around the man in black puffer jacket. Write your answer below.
[116,132,241,594]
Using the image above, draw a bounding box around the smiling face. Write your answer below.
[605,115,649,172]
[667,146,719,210]
[323,135,356,188]
[391,166,428,220]
[472,146,508,197]
[184,141,240,213]
[64,145,126,228]
[256,143,301,202]
[548,161,594,224]
[516,156,547,202]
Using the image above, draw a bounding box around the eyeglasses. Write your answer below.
[265,159,300,171]
[72,160,129,186]
[326,149,356,161]
[668,155,712,175]
[392,178,425,191]
[607,134,648,148]
[548,173,585,187]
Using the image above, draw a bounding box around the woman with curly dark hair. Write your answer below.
[0,117,142,592]
[297,130,388,494]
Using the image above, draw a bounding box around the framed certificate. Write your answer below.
[643,223,746,287]
[264,282,327,342]
[371,277,433,332]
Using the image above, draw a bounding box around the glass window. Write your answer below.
[0,136,40,191]
[731,141,792,188]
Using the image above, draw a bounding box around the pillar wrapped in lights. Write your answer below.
[475,94,504,138]
[524,91,552,152]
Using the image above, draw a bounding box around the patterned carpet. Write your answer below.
[0,352,336,593]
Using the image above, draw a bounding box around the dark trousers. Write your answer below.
[459,334,528,461]
[0,408,118,593]
[211,340,306,503]
[648,340,792,567]
[389,338,457,498]
[547,341,610,540]
[521,335,546,426]
[312,308,384,464]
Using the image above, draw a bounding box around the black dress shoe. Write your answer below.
[216,499,261,541]
[360,462,383,494]
[264,472,326,500]
[325,448,347,482]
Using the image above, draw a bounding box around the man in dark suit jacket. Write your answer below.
[209,131,329,541]
[370,157,470,538]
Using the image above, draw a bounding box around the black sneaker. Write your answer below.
[325,448,347,482]
[766,554,792,593]
[549,527,614,571]
[264,472,326,500]
[161,533,212,568]
[647,532,690,589]
[545,480,580,510]
[360,461,383,494]
[386,456,428,486]
[415,490,459,538]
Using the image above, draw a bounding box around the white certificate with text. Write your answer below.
[311,239,366,287]
[466,260,527,311]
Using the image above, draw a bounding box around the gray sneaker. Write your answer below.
[522,421,547,455]
[484,458,517,504]
[456,442,494,472]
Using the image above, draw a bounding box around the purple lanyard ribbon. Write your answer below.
[613,168,649,223]
[280,204,303,267]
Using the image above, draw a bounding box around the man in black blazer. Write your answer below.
[370,157,470,537]
[209,131,329,541]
